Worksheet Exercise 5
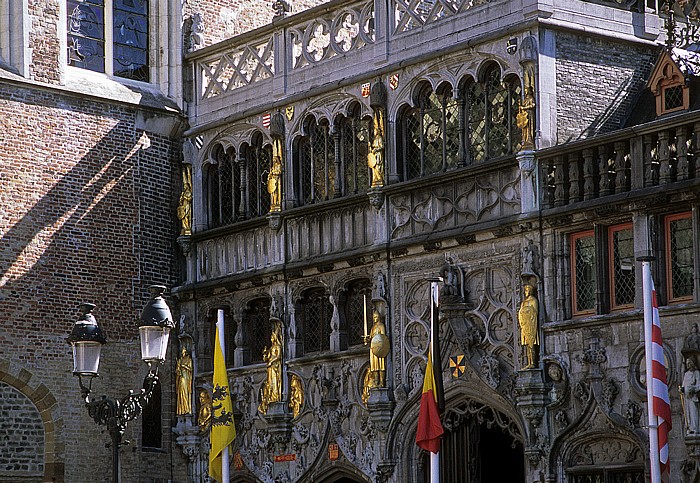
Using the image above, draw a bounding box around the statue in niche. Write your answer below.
[361,367,375,405]
[268,143,283,212]
[440,255,464,301]
[176,164,193,236]
[518,283,539,369]
[368,309,389,387]
[176,343,194,415]
[687,323,700,351]
[368,108,385,188]
[682,358,700,435]
[259,320,284,414]
[289,374,304,418]
[517,65,536,150]
[197,389,212,433]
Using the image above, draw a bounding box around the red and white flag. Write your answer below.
[642,262,672,483]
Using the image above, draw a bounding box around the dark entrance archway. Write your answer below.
[421,402,525,482]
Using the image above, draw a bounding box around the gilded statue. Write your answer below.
[268,140,283,212]
[361,366,376,405]
[176,345,194,415]
[289,373,304,418]
[197,389,212,433]
[368,109,385,188]
[259,320,283,414]
[177,165,193,236]
[369,309,389,387]
[682,358,700,435]
[518,284,539,369]
[517,69,536,150]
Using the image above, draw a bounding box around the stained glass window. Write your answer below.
[67,0,149,82]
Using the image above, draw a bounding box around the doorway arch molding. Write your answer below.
[390,379,525,482]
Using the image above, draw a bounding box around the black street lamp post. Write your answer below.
[67,285,174,483]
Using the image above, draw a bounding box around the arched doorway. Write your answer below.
[420,401,525,482]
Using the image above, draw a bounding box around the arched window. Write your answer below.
[343,279,371,347]
[300,288,332,354]
[397,70,522,180]
[245,135,272,218]
[339,106,371,196]
[205,145,238,229]
[399,83,459,181]
[296,119,336,205]
[246,298,271,364]
[465,67,521,163]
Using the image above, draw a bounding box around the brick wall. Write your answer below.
[556,31,655,143]
[28,0,61,84]
[0,81,182,482]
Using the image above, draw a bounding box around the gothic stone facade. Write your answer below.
[175,1,700,482]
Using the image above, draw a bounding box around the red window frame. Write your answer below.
[665,212,694,303]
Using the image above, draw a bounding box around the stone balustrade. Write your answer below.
[540,112,700,210]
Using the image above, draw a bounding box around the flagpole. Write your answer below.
[217,308,230,483]
[430,281,440,483]
[640,258,661,483]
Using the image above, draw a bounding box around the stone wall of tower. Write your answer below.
[555,31,655,143]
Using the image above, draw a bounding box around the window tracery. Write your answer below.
[398,66,521,181]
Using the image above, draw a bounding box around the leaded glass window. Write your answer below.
[339,109,371,196]
[205,146,237,229]
[344,279,371,347]
[666,212,695,301]
[246,137,272,218]
[572,231,596,315]
[296,121,335,204]
[248,298,271,364]
[610,224,635,310]
[399,85,458,180]
[301,288,332,354]
[466,68,521,163]
[67,0,149,82]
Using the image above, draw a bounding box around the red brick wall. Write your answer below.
[0,82,183,482]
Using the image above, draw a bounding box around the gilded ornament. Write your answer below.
[175,345,193,415]
[197,389,212,433]
[289,373,304,418]
[258,319,284,414]
[176,165,193,236]
[518,284,539,369]
[368,309,388,387]
[368,108,385,188]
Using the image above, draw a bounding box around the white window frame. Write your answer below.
[0,0,30,77]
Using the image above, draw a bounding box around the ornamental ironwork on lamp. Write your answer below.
[67,285,173,483]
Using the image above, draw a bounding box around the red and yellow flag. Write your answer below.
[416,350,444,454]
